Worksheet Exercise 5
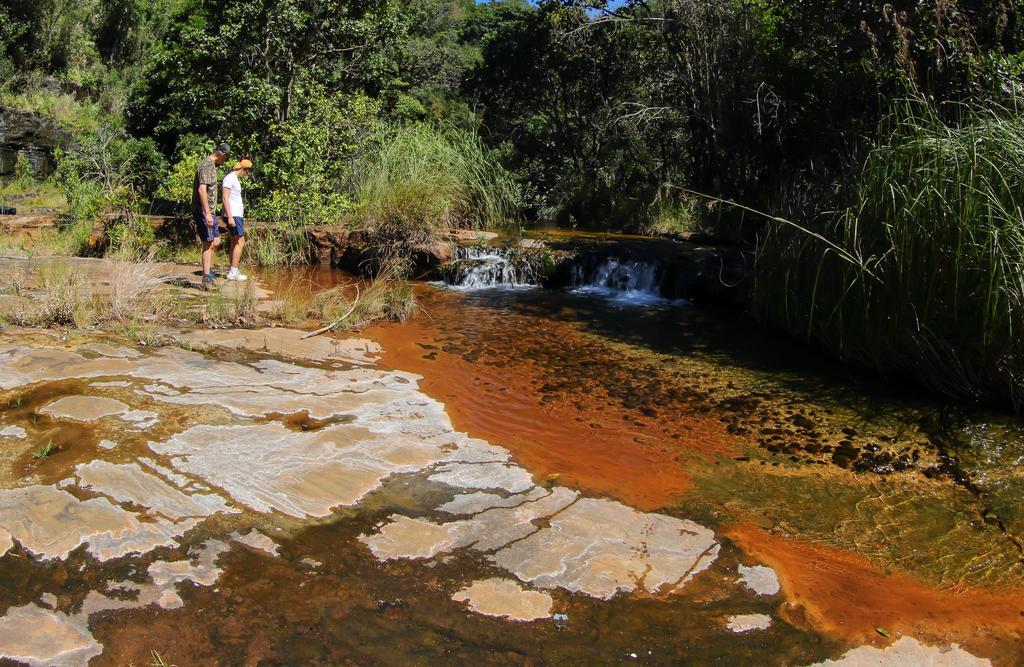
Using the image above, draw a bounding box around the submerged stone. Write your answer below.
[452,578,553,621]
[38,395,129,421]
[0,425,27,439]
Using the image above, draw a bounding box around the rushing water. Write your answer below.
[442,246,685,307]
[569,257,686,307]
[442,246,540,290]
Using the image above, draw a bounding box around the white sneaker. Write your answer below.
[227,268,248,282]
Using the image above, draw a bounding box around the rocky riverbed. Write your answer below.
[0,260,1019,665]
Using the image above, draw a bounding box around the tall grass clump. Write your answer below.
[244,223,310,268]
[355,124,521,245]
[755,101,1024,408]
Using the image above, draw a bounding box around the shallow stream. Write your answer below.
[0,261,1021,665]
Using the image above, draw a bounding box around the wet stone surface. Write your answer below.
[0,323,1014,665]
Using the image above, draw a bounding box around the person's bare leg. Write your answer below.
[201,240,213,276]
[230,236,245,269]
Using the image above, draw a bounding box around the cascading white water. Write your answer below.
[571,258,683,307]
[443,247,539,290]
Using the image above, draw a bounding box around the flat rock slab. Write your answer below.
[176,328,381,365]
[491,497,719,599]
[809,637,991,666]
[38,395,129,421]
[452,578,553,621]
[0,604,102,667]
[231,530,279,556]
[738,564,780,596]
[362,491,720,600]
[726,613,772,633]
[75,461,236,521]
[0,485,197,561]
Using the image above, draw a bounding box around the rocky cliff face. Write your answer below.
[0,107,71,177]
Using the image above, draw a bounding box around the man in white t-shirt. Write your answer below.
[221,159,253,281]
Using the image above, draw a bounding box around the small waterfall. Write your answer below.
[442,246,540,290]
[570,257,684,306]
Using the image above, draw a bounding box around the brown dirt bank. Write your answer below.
[364,289,738,512]
[727,524,1024,664]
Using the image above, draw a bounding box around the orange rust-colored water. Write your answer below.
[728,524,1024,662]
[366,287,738,511]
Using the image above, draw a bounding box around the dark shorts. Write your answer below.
[227,216,245,237]
[194,213,220,242]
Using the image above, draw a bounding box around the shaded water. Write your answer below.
[1,268,1023,665]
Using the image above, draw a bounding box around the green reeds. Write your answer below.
[354,124,521,243]
[755,101,1024,408]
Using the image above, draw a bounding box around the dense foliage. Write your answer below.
[4,0,1024,406]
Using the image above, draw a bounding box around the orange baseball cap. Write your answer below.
[234,159,253,170]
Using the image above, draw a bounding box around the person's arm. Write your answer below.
[198,182,213,226]
[222,181,234,225]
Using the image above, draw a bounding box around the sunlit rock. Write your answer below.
[491,498,719,599]
[362,515,464,560]
[149,423,443,518]
[0,604,102,667]
[439,438,511,464]
[450,487,578,552]
[0,526,12,556]
[231,530,279,556]
[437,487,548,515]
[363,490,718,600]
[361,488,577,560]
[38,395,129,421]
[0,485,194,561]
[726,613,772,633]
[75,460,236,521]
[429,461,535,493]
[738,564,780,596]
[81,343,140,359]
[138,457,192,487]
[452,578,553,621]
[809,637,991,666]
[0,346,134,389]
[175,328,381,364]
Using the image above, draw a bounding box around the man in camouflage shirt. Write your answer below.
[191,142,231,287]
